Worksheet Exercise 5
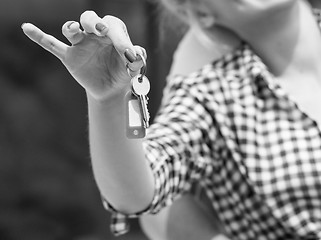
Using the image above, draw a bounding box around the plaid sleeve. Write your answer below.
[101,74,216,236]
[142,74,216,212]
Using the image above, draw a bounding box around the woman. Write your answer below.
[140,1,321,239]
[22,0,321,239]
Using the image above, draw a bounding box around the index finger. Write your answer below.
[22,23,68,61]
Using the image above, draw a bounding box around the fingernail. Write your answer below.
[124,49,136,63]
[67,21,76,29]
[95,23,108,33]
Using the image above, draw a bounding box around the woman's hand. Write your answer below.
[22,10,146,101]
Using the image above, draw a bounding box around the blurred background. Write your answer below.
[0,0,186,239]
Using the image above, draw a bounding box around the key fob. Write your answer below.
[125,91,146,139]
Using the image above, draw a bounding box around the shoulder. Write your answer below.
[167,42,254,89]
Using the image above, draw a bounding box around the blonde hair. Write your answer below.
[152,0,190,44]
[158,0,238,57]
[159,0,213,46]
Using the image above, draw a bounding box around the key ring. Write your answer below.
[126,53,147,79]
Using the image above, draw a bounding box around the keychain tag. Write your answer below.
[125,91,146,139]
[125,52,150,139]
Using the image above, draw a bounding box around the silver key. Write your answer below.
[131,74,150,128]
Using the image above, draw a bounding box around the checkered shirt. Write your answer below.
[101,9,321,240]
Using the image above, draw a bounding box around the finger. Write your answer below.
[22,23,68,60]
[100,15,136,62]
[80,10,103,35]
[126,46,148,76]
[62,21,84,45]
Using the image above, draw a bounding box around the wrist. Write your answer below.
[86,84,129,106]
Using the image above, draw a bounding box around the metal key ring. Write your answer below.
[126,53,147,78]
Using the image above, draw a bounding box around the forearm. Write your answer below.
[87,90,155,214]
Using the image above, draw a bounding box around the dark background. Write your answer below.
[0,0,186,239]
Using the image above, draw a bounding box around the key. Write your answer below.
[131,74,150,128]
